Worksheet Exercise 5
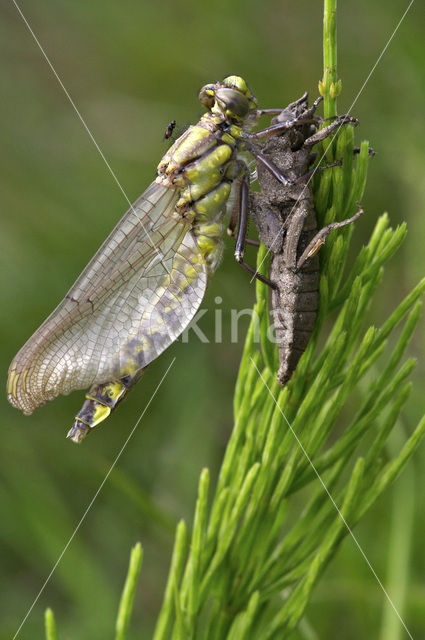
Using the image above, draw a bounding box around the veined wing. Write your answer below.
[8,181,208,415]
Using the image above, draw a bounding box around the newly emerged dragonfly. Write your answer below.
[7,75,355,443]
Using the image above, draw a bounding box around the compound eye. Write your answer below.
[215,88,250,119]
[199,84,216,110]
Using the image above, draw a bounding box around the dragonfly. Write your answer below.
[7,75,332,443]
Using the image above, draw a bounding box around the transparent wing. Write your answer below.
[8,181,208,415]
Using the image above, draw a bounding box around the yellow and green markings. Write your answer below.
[7,76,262,443]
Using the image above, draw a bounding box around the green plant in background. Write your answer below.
[44,0,425,637]
[115,543,144,640]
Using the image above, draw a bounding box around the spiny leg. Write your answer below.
[246,97,356,187]
[246,142,294,186]
[227,178,241,238]
[245,238,261,247]
[296,206,364,270]
[234,173,250,262]
[238,259,276,287]
[254,91,309,118]
[255,108,292,116]
[248,140,343,188]
[297,94,323,120]
[233,172,276,289]
[304,115,358,148]
[292,159,343,184]
[227,177,262,248]
[248,115,320,141]
[250,94,324,140]
[250,91,314,129]
[309,145,375,166]
[251,96,356,146]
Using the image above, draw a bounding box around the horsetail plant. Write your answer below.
[150,1,425,636]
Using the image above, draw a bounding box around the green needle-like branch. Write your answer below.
[44,608,58,640]
[320,0,341,118]
[115,542,143,640]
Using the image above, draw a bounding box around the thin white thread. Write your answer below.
[251,0,415,282]
[251,358,414,640]
[12,358,176,640]
[11,0,171,275]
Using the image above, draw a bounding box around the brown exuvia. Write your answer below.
[249,93,363,385]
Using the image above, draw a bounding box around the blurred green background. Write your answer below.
[1,1,424,638]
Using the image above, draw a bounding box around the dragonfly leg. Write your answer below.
[248,142,340,188]
[247,143,295,187]
[255,108,291,116]
[248,115,319,141]
[254,93,309,118]
[245,238,260,247]
[249,94,322,140]
[234,173,250,262]
[296,206,364,270]
[303,114,358,147]
[291,159,342,184]
[252,97,357,147]
[238,260,277,288]
[281,91,310,112]
[227,221,259,246]
[227,177,241,238]
[233,173,277,289]
[226,178,260,248]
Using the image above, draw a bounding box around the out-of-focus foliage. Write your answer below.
[1,1,424,638]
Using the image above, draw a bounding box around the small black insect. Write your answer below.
[248,93,362,385]
[163,119,177,140]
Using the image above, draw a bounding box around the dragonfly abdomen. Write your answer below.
[68,370,144,443]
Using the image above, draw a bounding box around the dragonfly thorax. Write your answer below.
[156,107,250,274]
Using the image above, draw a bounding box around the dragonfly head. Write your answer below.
[199,76,258,123]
